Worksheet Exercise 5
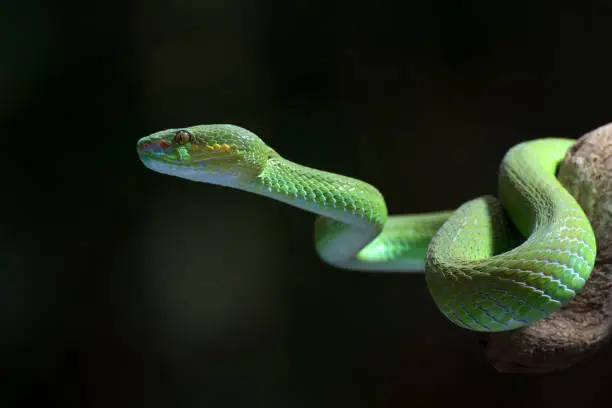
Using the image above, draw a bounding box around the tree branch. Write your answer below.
[477,123,612,373]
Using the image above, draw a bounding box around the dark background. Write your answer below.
[3,0,612,407]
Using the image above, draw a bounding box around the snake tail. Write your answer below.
[425,139,596,331]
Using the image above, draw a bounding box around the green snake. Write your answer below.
[136,124,597,332]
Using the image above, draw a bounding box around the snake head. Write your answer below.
[137,124,278,186]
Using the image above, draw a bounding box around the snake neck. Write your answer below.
[243,156,389,268]
[243,157,387,228]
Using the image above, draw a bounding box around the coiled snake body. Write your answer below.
[137,125,596,332]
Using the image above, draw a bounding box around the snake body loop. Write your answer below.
[137,125,596,332]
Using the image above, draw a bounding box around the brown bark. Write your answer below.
[477,123,612,373]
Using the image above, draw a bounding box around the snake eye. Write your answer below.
[173,130,192,145]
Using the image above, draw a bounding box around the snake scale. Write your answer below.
[137,124,597,332]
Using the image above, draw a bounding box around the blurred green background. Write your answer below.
[3,0,612,406]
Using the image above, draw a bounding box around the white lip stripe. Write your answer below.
[140,157,241,188]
